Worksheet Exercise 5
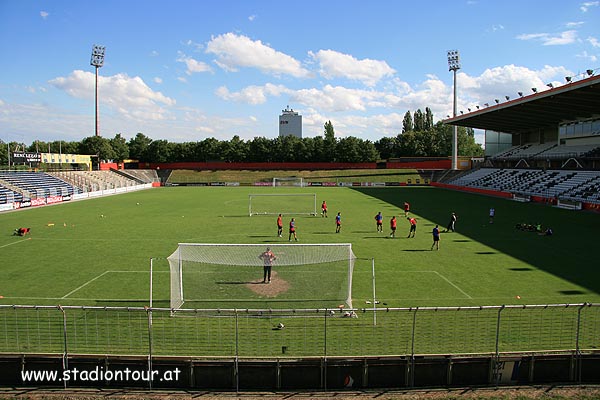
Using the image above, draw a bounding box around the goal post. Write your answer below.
[273,177,304,187]
[249,193,317,216]
[167,243,356,310]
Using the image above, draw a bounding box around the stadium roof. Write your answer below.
[444,74,600,134]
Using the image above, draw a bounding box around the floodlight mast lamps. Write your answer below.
[90,45,105,137]
[447,50,461,170]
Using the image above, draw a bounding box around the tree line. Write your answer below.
[0,109,483,165]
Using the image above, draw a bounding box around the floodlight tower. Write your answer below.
[447,50,460,170]
[90,45,106,137]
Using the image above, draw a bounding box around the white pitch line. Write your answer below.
[0,239,32,249]
[432,271,472,299]
[61,270,110,299]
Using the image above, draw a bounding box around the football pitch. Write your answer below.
[1,185,599,308]
[1,185,599,357]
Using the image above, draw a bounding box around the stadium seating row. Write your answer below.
[0,170,154,205]
[492,143,600,160]
[447,168,600,203]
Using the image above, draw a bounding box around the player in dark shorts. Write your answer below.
[335,212,342,233]
[390,216,397,238]
[431,225,440,250]
[289,218,297,241]
[259,247,276,283]
[407,217,417,238]
[277,214,283,237]
[321,201,328,217]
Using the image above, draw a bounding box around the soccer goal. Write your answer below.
[248,193,317,216]
[167,243,356,310]
[273,177,304,187]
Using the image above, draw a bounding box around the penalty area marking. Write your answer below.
[403,270,472,299]
[61,270,168,299]
[61,271,110,299]
[0,238,32,248]
[431,271,472,299]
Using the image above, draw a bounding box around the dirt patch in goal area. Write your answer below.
[246,271,289,297]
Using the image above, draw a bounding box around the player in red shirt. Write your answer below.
[321,201,328,217]
[404,202,410,217]
[390,216,397,238]
[407,217,417,238]
[277,214,283,237]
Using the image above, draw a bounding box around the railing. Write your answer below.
[1,304,598,359]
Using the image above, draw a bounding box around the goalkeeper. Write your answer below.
[259,247,277,283]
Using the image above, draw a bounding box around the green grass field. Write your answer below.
[0,186,599,357]
[1,185,599,307]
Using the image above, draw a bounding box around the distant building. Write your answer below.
[279,105,302,138]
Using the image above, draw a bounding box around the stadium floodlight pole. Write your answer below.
[90,44,105,137]
[447,50,461,170]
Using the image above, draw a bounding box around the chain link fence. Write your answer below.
[1,304,598,358]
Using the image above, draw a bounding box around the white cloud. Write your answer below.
[153,77,163,84]
[205,32,311,78]
[49,70,175,122]
[248,14,256,21]
[580,1,599,12]
[587,36,600,47]
[215,83,288,105]
[576,50,598,62]
[516,30,578,45]
[40,11,48,19]
[176,53,212,75]
[309,49,395,87]
[566,21,584,27]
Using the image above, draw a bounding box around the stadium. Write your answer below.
[1,74,600,396]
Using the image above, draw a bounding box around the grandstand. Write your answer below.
[446,168,600,203]
[0,171,81,200]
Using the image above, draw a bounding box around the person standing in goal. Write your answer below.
[335,212,342,233]
[321,201,328,217]
[289,218,298,241]
[259,247,277,283]
[277,214,283,237]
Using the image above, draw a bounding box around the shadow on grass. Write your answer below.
[352,186,600,297]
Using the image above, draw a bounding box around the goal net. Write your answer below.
[273,177,304,187]
[167,243,356,310]
[249,193,317,216]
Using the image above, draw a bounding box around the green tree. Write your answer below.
[402,111,413,133]
[413,109,425,132]
[221,135,249,162]
[110,133,130,162]
[145,139,172,163]
[248,137,273,162]
[0,140,7,165]
[424,107,434,130]
[80,136,116,161]
[128,133,153,161]
[324,120,336,161]
[374,136,399,159]
[196,138,222,161]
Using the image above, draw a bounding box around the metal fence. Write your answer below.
[1,303,599,358]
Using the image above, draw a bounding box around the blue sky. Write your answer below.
[0,0,599,146]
